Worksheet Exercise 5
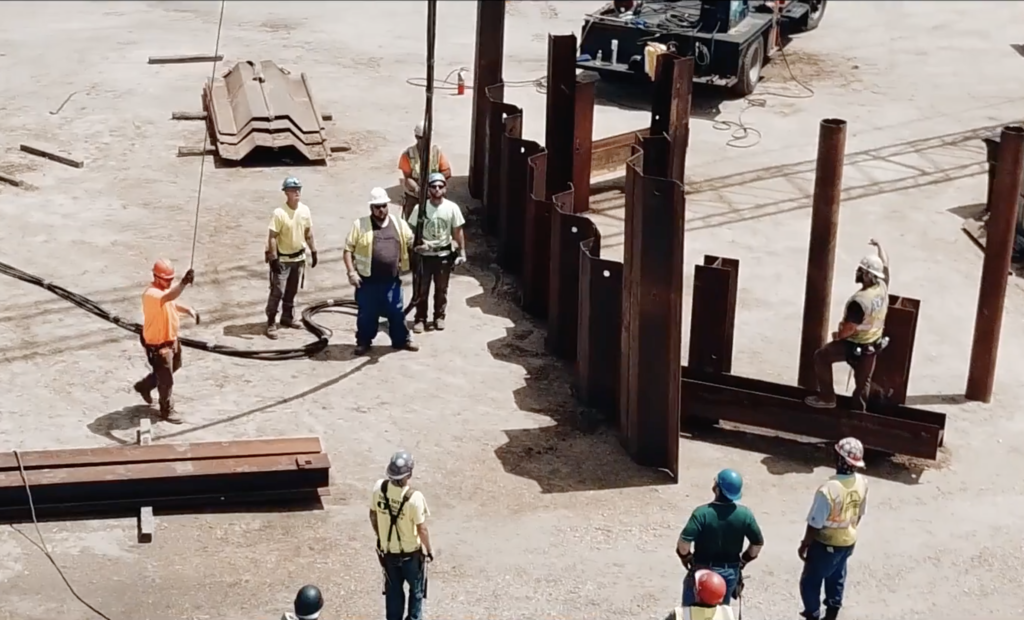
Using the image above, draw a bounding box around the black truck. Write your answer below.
[576,0,826,96]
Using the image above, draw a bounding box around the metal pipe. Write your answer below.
[798,118,847,389]
[965,125,1024,402]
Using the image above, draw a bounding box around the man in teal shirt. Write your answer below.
[676,469,764,606]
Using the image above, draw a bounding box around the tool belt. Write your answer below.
[277,248,306,259]
[844,336,889,366]
[418,244,453,259]
[140,336,177,363]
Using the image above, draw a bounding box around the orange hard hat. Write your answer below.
[152,259,175,280]
[694,569,727,606]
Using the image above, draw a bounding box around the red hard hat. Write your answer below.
[152,259,175,280]
[694,569,727,606]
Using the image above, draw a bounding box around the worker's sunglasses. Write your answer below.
[371,203,388,210]
[428,184,445,190]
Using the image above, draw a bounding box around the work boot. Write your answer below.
[266,323,279,340]
[133,381,153,405]
[412,321,425,334]
[804,395,836,409]
[281,319,303,330]
[354,344,371,356]
[162,409,184,425]
[395,340,419,352]
[823,607,840,620]
[434,318,445,331]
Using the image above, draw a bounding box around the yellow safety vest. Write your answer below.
[846,282,888,344]
[815,473,868,547]
[406,144,441,182]
[344,214,412,278]
[673,605,735,620]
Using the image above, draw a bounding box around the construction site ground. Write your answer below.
[2,2,1023,619]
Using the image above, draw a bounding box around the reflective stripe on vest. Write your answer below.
[816,473,867,547]
[847,282,887,344]
[406,144,441,181]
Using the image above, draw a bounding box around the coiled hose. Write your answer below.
[0,259,356,362]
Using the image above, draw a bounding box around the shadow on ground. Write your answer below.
[442,175,672,493]
[87,404,154,445]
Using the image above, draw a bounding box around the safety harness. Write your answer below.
[378,480,414,555]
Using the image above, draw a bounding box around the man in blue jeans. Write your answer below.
[344,187,419,355]
[676,469,764,607]
[798,437,869,620]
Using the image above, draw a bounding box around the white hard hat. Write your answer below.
[369,187,390,205]
[414,123,425,138]
[835,436,866,468]
[858,255,885,279]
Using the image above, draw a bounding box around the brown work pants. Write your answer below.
[414,254,452,323]
[813,340,881,411]
[138,341,182,415]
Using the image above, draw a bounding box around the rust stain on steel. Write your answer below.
[798,118,848,388]
[469,0,506,199]
[619,144,644,443]
[522,151,552,318]
[547,188,596,360]
[680,368,946,460]
[571,73,597,213]
[966,125,1024,403]
[544,34,579,199]
[591,128,651,177]
[577,236,623,417]
[651,54,694,184]
[498,127,539,275]
[203,60,330,164]
[871,295,920,406]
[688,256,739,375]
[483,85,520,236]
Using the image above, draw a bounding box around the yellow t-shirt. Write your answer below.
[370,478,429,554]
[269,202,312,262]
[672,605,736,620]
[141,286,180,345]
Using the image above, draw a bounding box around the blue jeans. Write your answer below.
[384,553,425,620]
[799,541,854,618]
[682,565,739,606]
[355,276,409,347]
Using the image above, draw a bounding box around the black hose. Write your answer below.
[0,259,356,362]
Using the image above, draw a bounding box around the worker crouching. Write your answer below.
[664,570,736,620]
[398,123,452,219]
[133,259,198,424]
[677,469,763,608]
[370,451,434,620]
[407,172,467,333]
[805,239,890,411]
[344,188,419,355]
[265,176,318,340]
[798,437,868,620]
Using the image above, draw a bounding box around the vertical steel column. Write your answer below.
[468,0,505,199]
[522,151,551,317]
[544,34,578,198]
[798,119,847,389]
[571,73,597,213]
[651,54,693,185]
[688,256,740,375]
[966,125,1024,402]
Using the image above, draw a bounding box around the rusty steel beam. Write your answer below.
[577,236,623,416]
[680,368,946,460]
[547,190,597,360]
[545,34,579,199]
[571,73,597,213]
[620,145,644,441]
[651,54,694,185]
[498,126,540,275]
[798,119,848,389]
[522,151,552,317]
[871,295,920,406]
[966,125,1024,403]
[688,256,740,375]
[591,128,651,177]
[469,0,505,199]
[483,85,520,236]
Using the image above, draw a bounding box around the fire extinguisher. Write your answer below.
[456,69,466,96]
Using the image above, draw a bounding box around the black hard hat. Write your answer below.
[386,450,415,481]
[294,585,324,620]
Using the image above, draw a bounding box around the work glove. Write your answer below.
[425,551,434,563]
[182,269,195,286]
[192,310,201,325]
[270,258,283,274]
[453,251,466,267]
[310,251,319,268]
[348,271,362,288]
[264,250,274,264]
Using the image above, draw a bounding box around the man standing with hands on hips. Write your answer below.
[264,176,318,340]
[406,172,467,334]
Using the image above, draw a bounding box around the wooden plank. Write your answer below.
[19,144,84,169]
[0,172,26,188]
[177,145,216,157]
[0,436,324,472]
[137,506,154,543]
[148,54,224,65]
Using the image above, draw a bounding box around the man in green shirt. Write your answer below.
[676,469,764,606]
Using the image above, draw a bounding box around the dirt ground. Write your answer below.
[2,1,1024,619]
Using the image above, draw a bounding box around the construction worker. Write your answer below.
[282,585,324,620]
[677,469,763,608]
[805,239,890,410]
[264,176,318,340]
[662,570,736,620]
[370,451,434,620]
[398,123,452,219]
[407,172,467,333]
[798,437,868,620]
[343,188,419,355]
[132,259,197,425]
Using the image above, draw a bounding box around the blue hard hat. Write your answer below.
[428,172,447,186]
[715,469,743,501]
[282,176,302,190]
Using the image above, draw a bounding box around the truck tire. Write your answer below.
[732,37,764,97]
[798,0,827,32]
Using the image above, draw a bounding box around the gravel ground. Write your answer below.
[2,1,1024,619]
